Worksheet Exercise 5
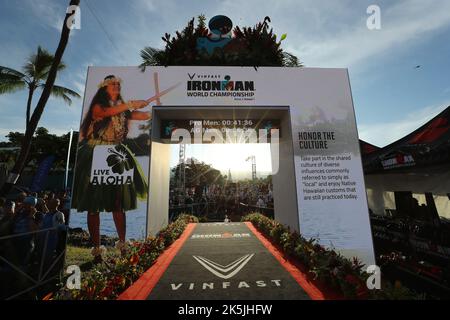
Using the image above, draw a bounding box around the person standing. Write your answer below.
[71,75,152,262]
[0,198,5,220]
[13,196,38,270]
[40,199,67,272]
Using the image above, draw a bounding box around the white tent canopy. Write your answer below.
[365,164,450,219]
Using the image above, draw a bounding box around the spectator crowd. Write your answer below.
[0,189,70,299]
[169,180,274,221]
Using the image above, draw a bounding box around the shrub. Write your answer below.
[243,212,417,299]
[54,214,197,300]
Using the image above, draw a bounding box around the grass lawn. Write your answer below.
[64,245,121,273]
[65,245,94,272]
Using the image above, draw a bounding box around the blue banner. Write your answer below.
[30,155,55,192]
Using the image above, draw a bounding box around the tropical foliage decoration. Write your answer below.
[242,213,419,299]
[54,214,198,300]
[140,15,302,69]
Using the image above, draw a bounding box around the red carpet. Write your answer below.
[119,222,337,300]
[118,223,197,300]
[245,222,342,300]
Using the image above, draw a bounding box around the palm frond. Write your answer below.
[0,66,27,94]
[48,84,81,105]
[139,47,164,70]
[42,58,66,79]
[0,66,27,80]
[0,79,26,94]
[282,52,303,67]
[23,46,66,81]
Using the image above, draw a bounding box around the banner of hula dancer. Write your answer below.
[71,67,175,262]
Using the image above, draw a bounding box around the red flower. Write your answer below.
[344,274,369,298]
[345,274,360,285]
[100,284,114,298]
[356,284,369,299]
[130,254,140,266]
[112,275,125,287]
[430,266,441,275]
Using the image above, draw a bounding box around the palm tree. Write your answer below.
[0,0,80,196]
[0,46,80,130]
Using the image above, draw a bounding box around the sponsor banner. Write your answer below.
[186,74,255,101]
[193,253,254,279]
[74,66,374,266]
[71,69,153,232]
[30,155,55,192]
[190,232,251,239]
[381,153,415,170]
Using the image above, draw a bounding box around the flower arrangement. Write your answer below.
[242,213,418,299]
[54,214,198,300]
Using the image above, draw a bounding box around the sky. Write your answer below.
[169,143,273,180]
[1,0,450,160]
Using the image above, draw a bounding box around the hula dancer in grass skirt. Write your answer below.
[72,75,151,262]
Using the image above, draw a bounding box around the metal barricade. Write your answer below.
[0,226,66,300]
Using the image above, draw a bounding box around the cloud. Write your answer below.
[65,69,88,98]
[22,0,82,38]
[24,0,65,31]
[76,0,450,73]
[3,0,450,146]
[0,109,27,141]
[112,0,187,63]
[358,102,450,147]
[287,0,450,70]
[72,80,85,96]
[136,0,158,12]
[0,128,16,141]
[118,0,450,73]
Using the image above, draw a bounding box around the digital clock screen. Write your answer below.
[160,119,281,141]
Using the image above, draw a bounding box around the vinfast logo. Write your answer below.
[193,254,254,279]
[186,74,255,99]
[170,253,282,291]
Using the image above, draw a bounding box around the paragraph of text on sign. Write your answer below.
[300,154,358,201]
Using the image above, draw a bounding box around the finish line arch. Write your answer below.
[73,66,375,265]
[147,105,299,239]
